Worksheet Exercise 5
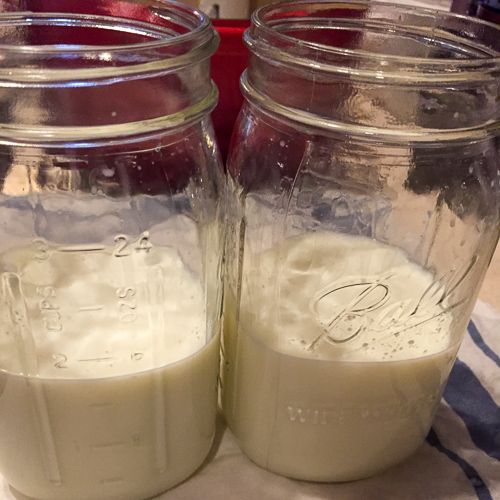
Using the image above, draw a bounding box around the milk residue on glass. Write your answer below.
[223,232,459,481]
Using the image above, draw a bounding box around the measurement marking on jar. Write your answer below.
[92,441,126,450]
[32,239,51,261]
[77,357,114,363]
[99,477,124,485]
[53,353,68,369]
[113,232,152,258]
[78,305,104,312]
[116,286,138,323]
[57,245,106,253]
[37,286,63,333]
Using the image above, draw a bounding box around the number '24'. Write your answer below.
[113,232,152,258]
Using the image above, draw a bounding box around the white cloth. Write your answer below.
[159,301,500,500]
[156,300,500,500]
[4,301,496,500]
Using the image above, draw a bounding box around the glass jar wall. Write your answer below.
[222,1,500,482]
[0,2,223,499]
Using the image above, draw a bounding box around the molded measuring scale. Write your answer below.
[0,234,219,500]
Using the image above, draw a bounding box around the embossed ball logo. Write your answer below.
[309,275,392,350]
[307,255,475,352]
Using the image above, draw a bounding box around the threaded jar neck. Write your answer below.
[0,0,219,147]
[243,1,500,141]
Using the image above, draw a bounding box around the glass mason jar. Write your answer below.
[222,1,500,483]
[0,2,223,499]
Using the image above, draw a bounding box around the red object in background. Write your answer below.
[210,9,362,162]
[211,20,250,162]
[8,1,247,162]
[8,0,248,162]
[3,1,247,164]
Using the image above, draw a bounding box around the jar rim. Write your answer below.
[0,0,210,54]
[250,0,500,71]
[0,0,218,85]
[240,70,500,144]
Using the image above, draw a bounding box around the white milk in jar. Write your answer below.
[0,242,219,500]
[222,232,459,481]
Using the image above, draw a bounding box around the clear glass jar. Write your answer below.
[0,2,223,499]
[222,1,500,482]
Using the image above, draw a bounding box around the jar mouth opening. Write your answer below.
[0,0,210,55]
[251,0,500,68]
[0,1,219,85]
[0,1,219,144]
